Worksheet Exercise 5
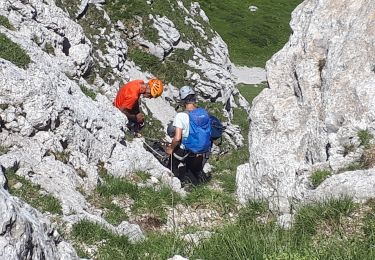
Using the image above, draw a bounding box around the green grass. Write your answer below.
[184,185,237,214]
[358,129,373,148]
[71,220,188,259]
[198,0,302,67]
[0,33,31,68]
[128,47,193,88]
[80,85,97,100]
[310,170,331,188]
[0,15,15,30]
[141,112,166,141]
[96,167,182,222]
[105,0,214,47]
[338,162,366,173]
[292,197,355,240]
[5,168,63,214]
[71,198,375,260]
[236,83,266,105]
[191,198,360,260]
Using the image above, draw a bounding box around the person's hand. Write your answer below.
[165,144,174,155]
[136,113,144,124]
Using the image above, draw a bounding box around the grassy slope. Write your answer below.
[198,0,302,67]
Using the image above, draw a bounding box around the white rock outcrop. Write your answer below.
[237,0,375,214]
[0,168,79,259]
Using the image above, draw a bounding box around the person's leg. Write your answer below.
[167,146,187,180]
[166,154,180,177]
[185,155,203,185]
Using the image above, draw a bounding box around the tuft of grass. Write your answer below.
[310,170,331,188]
[80,85,97,100]
[0,15,15,30]
[5,168,63,214]
[0,145,9,156]
[292,197,355,240]
[358,129,373,148]
[0,33,31,68]
[343,143,356,157]
[199,0,302,67]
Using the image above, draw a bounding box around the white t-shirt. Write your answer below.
[173,112,189,149]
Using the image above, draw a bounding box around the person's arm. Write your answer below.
[166,127,182,155]
[120,105,144,123]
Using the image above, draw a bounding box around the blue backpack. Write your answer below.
[209,115,223,140]
[183,108,212,153]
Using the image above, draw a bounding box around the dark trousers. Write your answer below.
[167,147,211,186]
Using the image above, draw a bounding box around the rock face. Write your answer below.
[0,168,79,259]
[237,0,375,215]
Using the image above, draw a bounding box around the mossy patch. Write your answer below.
[0,33,31,69]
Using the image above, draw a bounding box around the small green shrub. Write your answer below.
[0,15,14,30]
[80,85,97,100]
[0,33,31,68]
[358,129,373,148]
[310,170,331,188]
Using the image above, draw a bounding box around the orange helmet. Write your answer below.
[148,79,164,98]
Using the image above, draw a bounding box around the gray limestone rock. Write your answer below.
[0,168,79,259]
[237,0,375,214]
